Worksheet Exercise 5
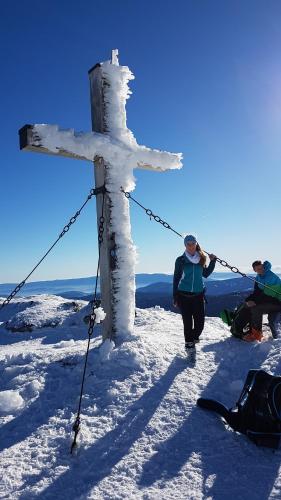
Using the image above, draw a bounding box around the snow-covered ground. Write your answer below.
[0,296,280,499]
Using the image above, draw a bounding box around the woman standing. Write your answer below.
[173,234,216,352]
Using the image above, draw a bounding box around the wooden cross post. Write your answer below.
[19,49,182,342]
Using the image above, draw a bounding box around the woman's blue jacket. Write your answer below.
[173,253,216,299]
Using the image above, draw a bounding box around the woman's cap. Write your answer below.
[184,234,197,245]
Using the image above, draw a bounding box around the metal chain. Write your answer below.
[70,192,106,454]
[1,186,105,310]
[122,188,281,298]
[121,188,182,238]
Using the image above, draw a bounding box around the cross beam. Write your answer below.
[19,124,181,172]
[19,124,90,162]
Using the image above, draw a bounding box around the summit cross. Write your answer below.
[19,49,182,341]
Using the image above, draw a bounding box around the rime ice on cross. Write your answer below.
[19,49,182,341]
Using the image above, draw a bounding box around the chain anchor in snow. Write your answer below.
[70,193,106,454]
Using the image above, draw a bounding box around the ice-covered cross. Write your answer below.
[19,50,182,341]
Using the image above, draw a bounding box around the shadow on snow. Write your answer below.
[138,337,281,500]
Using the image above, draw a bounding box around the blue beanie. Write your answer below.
[184,234,197,246]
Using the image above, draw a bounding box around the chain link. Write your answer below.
[70,193,106,454]
[122,188,281,298]
[122,188,182,238]
[1,186,105,310]
[1,182,105,452]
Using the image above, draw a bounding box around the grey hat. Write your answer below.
[184,234,197,246]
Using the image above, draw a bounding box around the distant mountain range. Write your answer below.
[0,273,263,317]
[0,272,251,297]
[135,281,251,316]
[0,273,249,297]
[0,274,174,297]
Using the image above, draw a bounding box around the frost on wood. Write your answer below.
[32,56,183,339]
[33,60,182,193]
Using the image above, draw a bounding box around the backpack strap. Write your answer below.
[268,380,281,421]
[237,370,258,411]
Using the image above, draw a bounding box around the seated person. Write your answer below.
[243,260,281,342]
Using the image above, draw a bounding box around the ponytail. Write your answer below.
[196,243,207,267]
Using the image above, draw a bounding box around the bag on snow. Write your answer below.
[197,369,281,449]
[220,304,251,339]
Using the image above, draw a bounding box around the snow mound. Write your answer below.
[0,390,24,414]
[1,295,87,332]
[99,339,115,362]
[0,297,39,322]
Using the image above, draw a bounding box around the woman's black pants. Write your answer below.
[177,291,205,343]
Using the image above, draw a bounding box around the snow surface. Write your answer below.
[33,55,182,340]
[0,295,88,332]
[0,296,281,499]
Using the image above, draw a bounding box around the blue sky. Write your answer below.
[1,0,281,282]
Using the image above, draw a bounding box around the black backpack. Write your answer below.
[235,370,281,448]
[198,370,281,448]
[220,304,251,339]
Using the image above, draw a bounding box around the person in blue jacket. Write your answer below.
[173,234,217,351]
[243,260,281,342]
